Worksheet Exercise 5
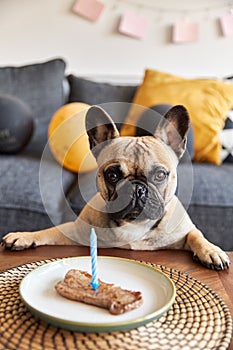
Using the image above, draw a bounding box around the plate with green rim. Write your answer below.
[19,256,176,333]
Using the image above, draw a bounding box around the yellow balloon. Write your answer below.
[48,102,97,173]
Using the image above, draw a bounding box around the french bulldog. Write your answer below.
[2,105,230,270]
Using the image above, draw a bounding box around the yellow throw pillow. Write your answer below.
[121,69,233,164]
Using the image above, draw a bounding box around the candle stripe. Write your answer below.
[90,228,100,290]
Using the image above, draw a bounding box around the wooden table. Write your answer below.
[0,246,232,349]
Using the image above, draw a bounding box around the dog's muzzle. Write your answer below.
[106,179,164,222]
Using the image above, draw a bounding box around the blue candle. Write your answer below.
[90,228,100,291]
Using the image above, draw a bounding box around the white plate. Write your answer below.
[19,257,176,332]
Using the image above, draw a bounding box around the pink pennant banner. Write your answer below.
[220,14,233,37]
[172,21,199,43]
[72,0,105,22]
[119,12,148,39]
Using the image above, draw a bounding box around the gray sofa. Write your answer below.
[0,58,232,250]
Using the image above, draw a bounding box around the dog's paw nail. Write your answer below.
[224,260,231,269]
[218,262,224,270]
[2,242,11,249]
[10,244,24,251]
[216,264,224,271]
[30,242,37,249]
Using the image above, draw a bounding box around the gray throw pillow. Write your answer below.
[67,75,137,105]
[67,75,137,130]
[0,58,66,155]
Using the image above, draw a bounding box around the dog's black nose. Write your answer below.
[132,181,148,203]
[136,183,147,197]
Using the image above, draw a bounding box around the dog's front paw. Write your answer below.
[1,232,38,250]
[193,245,230,271]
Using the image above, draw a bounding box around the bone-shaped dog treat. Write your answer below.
[55,269,143,315]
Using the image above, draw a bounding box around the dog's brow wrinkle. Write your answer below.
[136,138,153,154]
[134,139,152,169]
[123,139,136,153]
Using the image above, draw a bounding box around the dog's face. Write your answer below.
[86,105,190,224]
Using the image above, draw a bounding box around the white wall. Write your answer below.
[0,0,232,82]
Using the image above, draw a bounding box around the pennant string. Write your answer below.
[115,0,231,14]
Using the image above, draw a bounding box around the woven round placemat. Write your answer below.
[0,259,232,350]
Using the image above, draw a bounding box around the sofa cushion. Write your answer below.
[0,153,76,238]
[190,163,233,206]
[177,163,233,207]
[177,163,233,250]
[67,75,137,105]
[67,75,138,129]
[0,58,66,155]
[67,170,98,215]
[187,205,233,250]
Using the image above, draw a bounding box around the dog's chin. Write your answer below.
[124,211,142,221]
[108,204,164,223]
[120,209,144,221]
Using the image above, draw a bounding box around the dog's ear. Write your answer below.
[155,105,190,159]
[85,106,119,156]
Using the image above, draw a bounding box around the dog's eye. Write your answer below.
[154,168,168,182]
[107,171,119,183]
[105,167,122,184]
